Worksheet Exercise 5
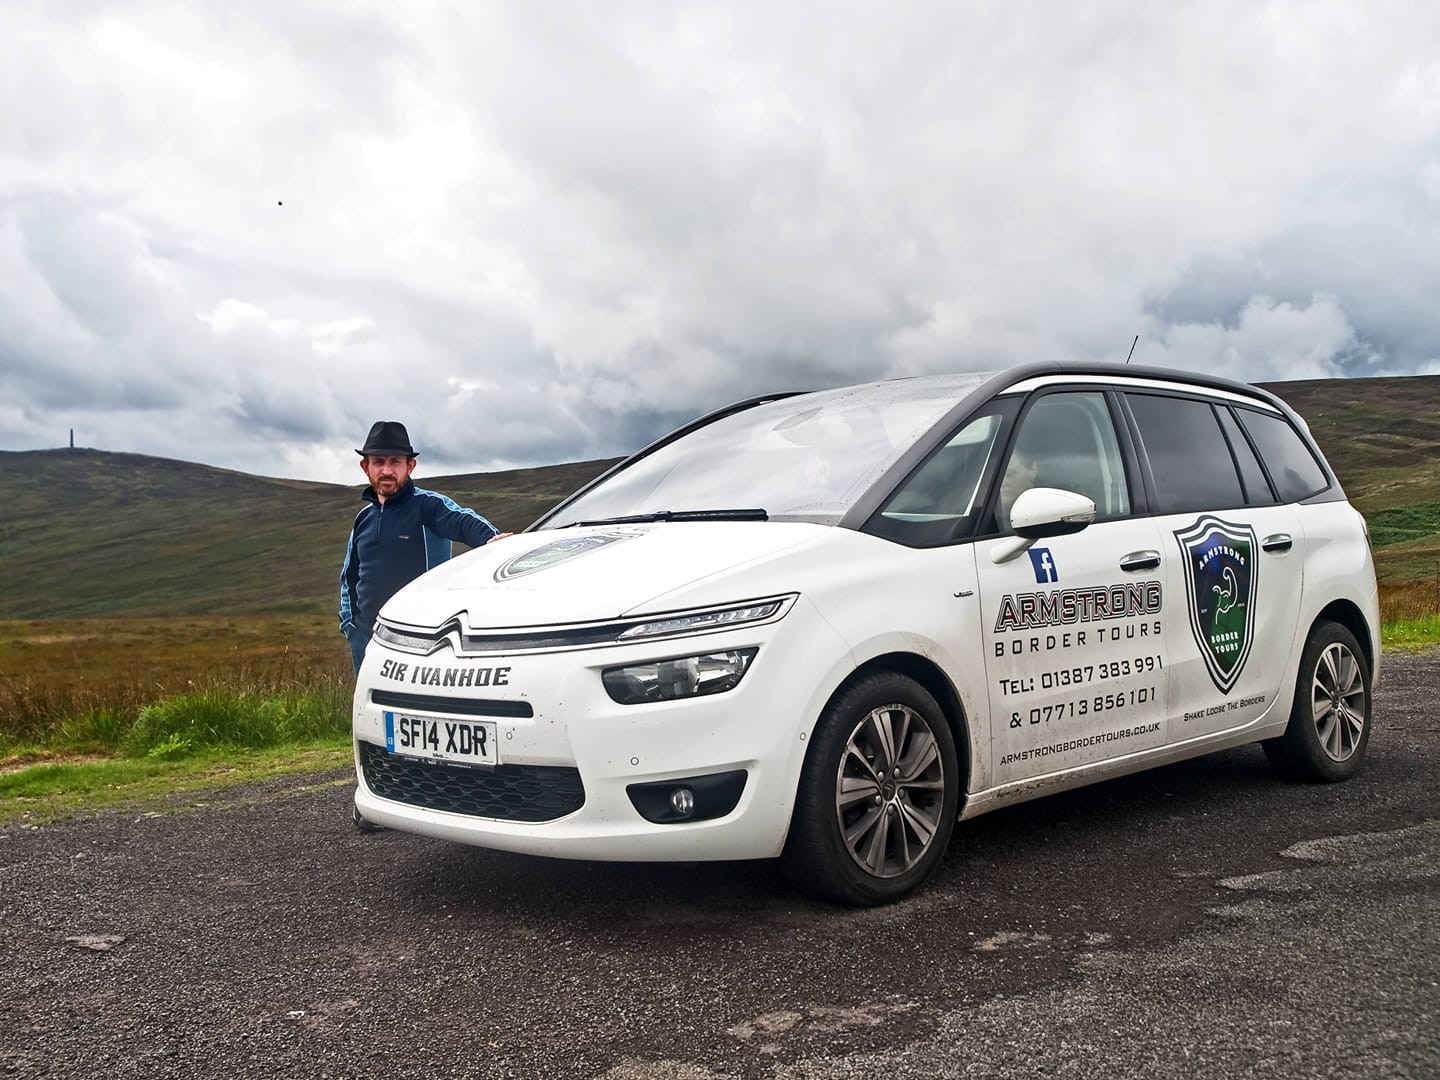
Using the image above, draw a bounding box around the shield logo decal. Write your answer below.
[1174,516,1258,694]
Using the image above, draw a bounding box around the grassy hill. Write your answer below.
[1260,375,1440,584]
[0,373,1436,620]
[0,450,617,619]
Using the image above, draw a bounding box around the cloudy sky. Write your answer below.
[3,1,1439,483]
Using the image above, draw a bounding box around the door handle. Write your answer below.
[1262,533,1293,553]
[1120,550,1161,572]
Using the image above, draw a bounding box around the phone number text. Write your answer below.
[998,654,1163,697]
[1009,685,1157,728]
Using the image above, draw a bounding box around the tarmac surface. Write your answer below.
[1,652,1437,1079]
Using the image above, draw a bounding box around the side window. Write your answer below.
[872,411,1006,544]
[1216,406,1277,506]
[1127,393,1246,514]
[996,391,1130,529]
[1237,408,1330,503]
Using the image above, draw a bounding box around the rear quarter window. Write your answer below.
[1216,406,1277,506]
[1237,408,1330,503]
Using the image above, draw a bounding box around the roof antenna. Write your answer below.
[1125,334,1139,364]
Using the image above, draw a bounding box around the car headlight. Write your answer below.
[602,648,759,705]
[374,596,795,656]
[616,600,786,641]
[372,621,450,654]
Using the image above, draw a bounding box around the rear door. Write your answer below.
[1121,390,1305,741]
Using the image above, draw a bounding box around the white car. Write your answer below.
[352,362,1380,905]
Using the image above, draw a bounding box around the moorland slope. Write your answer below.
[1,374,1436,619]
[0,450,616,618]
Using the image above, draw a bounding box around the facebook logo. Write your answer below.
[1028,547,1059,583]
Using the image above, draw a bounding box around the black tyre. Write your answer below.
[352,802,385,834]
[1263,620,1372,782]
[781,671,961,906]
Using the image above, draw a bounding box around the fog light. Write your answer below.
[626,770,748,824]
[669,787,695,817]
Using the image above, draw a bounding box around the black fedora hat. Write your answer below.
[356,420,417,457]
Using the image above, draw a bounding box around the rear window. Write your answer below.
[1237,408,1330,502]
[1126,393,1245,514]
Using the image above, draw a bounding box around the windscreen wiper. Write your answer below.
[563,508,769,528]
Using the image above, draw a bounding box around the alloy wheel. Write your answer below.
[1311,641,1366,762]
[834,703,947,878]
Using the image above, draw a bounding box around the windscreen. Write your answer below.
[544,374,994,528]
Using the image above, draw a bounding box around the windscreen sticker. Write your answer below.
[494,531,638,582]
[1174,516,1258,694]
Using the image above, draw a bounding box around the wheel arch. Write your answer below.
[821,651,973,805]
[1310,598,1375,677]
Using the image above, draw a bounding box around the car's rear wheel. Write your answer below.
[781,671,960,906]
[1263,620,1372,782]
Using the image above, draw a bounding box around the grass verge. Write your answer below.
[0,668,355,822]
[1381,615,1440,653]
[0,741,353,826]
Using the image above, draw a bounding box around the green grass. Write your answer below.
[0,615,352,753]
[1380,614,1440,653]
[1367,503,1440,548]
[0,631,358,821]
[0,742,353,825]
[1,677,350,758]
[121,684,349,755]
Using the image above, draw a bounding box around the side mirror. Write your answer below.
[1011,486,1096,539]
[990,487,1097,564]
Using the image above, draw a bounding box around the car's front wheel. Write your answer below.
[1263,620,1372,781]
[781,671,961,906]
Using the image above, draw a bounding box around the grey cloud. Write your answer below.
[4,1,1440,482]
[0,196,211,412]
[1151,195,1440,376]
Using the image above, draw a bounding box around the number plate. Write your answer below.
[385,711,499,767]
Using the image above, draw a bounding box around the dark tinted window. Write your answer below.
[1127,393,1245,514]
[1238,408,1330,502]
[1217,407,1276,505]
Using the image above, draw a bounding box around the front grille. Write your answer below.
[359,742,585,823]
[372,690,534,718]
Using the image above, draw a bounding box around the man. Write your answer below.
[997,446,1040,532]
[339,420,507,674]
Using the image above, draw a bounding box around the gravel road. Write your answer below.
[2,653,1437,1079]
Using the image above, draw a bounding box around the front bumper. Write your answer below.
[352,596,850,861]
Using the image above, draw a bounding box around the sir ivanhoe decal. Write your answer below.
[1174,515,1258,694]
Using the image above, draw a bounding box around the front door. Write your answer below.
[976,389,1171,785]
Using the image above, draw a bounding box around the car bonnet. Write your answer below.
[377,521,830,630]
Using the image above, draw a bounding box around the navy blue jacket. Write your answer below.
[339,479,498,637]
